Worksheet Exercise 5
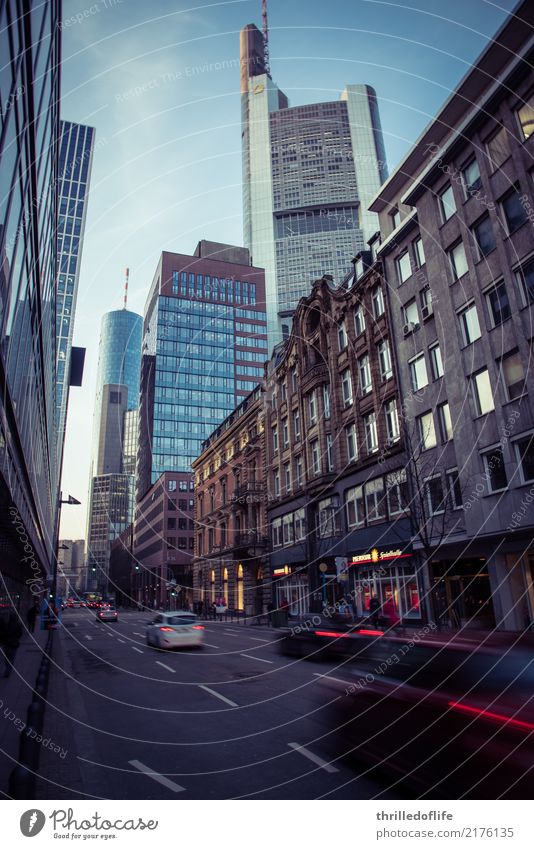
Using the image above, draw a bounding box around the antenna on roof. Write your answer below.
[123,267,129,310]
[262,0,270,75]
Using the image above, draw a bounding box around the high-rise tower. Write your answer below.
[240,22,388,346]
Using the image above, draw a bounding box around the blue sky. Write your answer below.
[59,0,519,539]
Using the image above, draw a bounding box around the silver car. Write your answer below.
[146,611,204,650]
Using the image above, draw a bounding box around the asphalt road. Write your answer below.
[43,609,393,800]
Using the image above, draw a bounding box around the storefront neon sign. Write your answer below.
[350,547,412,567]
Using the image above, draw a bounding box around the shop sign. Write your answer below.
[273,565,292,577]
[350,547,411,567]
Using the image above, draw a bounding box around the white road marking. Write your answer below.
[131,646,143,654]
[156,661,175,673]
[288,742,339,773]
[118,639,126,644]
[313,672,353,687]
[240,654,273,664]
[129,759,185,792]
[248,636,269,642]
[199,685,238,707]
[133,632,144,637]
[203,642,220,649]
[223,631,242,637]
[84,635,93,641]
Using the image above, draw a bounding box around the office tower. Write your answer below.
[240,22,388,345]
[85,305,143,592]
[56,121,95,465]
[0,0,62,609]
[134,241,266,608]
[57,539,85,598]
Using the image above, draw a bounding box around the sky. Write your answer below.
[58,0,519,539]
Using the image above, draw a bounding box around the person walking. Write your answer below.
[368,595,381,629]
[26,602,38,634]
[2,613,23,678]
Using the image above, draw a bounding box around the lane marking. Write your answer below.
[288,742,339,773]
[118,639,126,644]
[84,635,93,641]
[133,632,144,637]
[131,646,144,654]
[203,642,220,649]
[240,654,273,664]
[248,636,269,642]
[128,759,185,792]
[156,661,175,673]
[223,631,242,637]
[199,685,238,707]
[313,672,353,687]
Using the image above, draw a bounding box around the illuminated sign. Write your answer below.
[273,565,292,577]
[350,548,411,567]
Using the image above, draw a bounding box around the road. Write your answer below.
[39,609,394,800]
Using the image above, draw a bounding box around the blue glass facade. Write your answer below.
[56,120,95,462]
[0,0,62,605]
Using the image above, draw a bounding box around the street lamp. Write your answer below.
[52,494,81,602]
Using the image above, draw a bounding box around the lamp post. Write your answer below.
[52,494,81,604]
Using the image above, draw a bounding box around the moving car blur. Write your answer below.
[146,611,204,650]
[96,605,118,622]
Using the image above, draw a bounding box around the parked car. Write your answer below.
[146,611,204,650]
[97,606,118,623]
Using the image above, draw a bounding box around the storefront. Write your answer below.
[430,557,495,629]
[273,565,309,617]
[349,547,422,622]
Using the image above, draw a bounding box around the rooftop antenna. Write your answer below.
[123,267,129,310]
[261,0,270,75]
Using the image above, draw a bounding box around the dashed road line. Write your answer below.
[156,661,175,673]
[312,672,353,687]
[240,654,273,664]
[133,632,144,637]
[118,639,126,644]
[288,742,339,773]
[248,636,270,642]
[202,642,220,649]
[199,685,238,707]
[84,635,93,641]
[129,759,185,792]
[131,646,143,654]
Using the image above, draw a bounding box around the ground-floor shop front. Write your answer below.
[347,546,423,624]
[193,557,270,615]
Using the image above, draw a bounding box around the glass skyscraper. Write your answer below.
[240,23,388,345]
[0,0,62,610]
[86,308,143,592]
[56,120,95,466]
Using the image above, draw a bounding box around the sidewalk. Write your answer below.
[0,623,49,798]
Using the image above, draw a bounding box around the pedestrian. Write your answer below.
[368,595,381,629]
[382,596,400,629]
[2,613,23,678]
[26,602,38,634]
[267,600,275,627]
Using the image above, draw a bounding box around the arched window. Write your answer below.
[210,569,216,603]
[223,567,228,606]
[236,563,244,610]
[256,566,264,581]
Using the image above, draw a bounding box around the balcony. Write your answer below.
[234,531,269,551]
[232,482,265,504]
[300,362,329,394]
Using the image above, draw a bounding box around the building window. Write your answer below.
[413,236,425,268]
[358,354,372,395]
[384,399,400,443]
[437,401,453,442]
[293,409,301,441]
[323,384,331,419]
[326,433,334,471]
[426,475,445,514]
[338,320,348,350]
[372,285,385,318]
[378,339,393,380]
[458,302,481,346]
[462,158,482,197]
[365,477,386,521]
[308,390,317,425]
[280,381,287,404]
[517,93,534,140]
[317,496,340,538]
[295,454,303,486]
[168,480,177,492]
[485,282,511,328]
[420,285,433,319]
[482,446,508,492]
[283,514,294,545]
[396,251,412,284]
[311,439,321,476]
[294,508,306,541]
[386,469,408,516]
[346,423,358,463]
[438,184,456,222]
[446,469,463,509]
[391,208,401,229]
[363,411,378,453]
[515,256,534,306]
[472,368,495,415]
[448,241,469,281]
[418,411,437,450]
[273,470,280,497]
[486,125,509,171]
[220,523,227,548]
[272,517,282,548]
[282,418,289,448]
[272,425,278,454]
[284,461,291,492]
[429,343,444,380]
[499,350,526,401]
[346,485,365,528]
[341,368,353,406]
[409,353,428,391]
[291,367,298,393]
[501,185,528,233]
[235,564,244,610]
[472,214,496,258]
[403,299,419,332]
[354,305,366,336]
[514,433,534,483]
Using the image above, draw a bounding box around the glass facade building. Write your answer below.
[56,120,95,465]
[240,24,388,345]
[86,309,142,591]
[0,0,62,609]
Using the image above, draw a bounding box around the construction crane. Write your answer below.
[262,0,270,75]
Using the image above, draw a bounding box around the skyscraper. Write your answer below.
[56,121,95,465]
[240,23,388,345]
[85,305,143,592]
[0,0,62,610]
[134,241,266,608]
